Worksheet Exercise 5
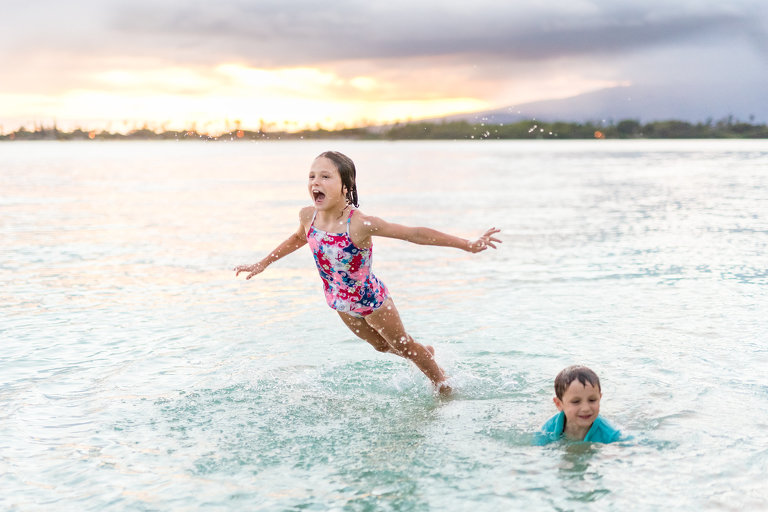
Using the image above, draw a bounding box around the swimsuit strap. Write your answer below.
[309,208,353,234]
[346,208,355,234]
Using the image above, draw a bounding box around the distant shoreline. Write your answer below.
[2,118,766,141]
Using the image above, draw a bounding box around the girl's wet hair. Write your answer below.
[554,365,601,399]
[317,151,359,207]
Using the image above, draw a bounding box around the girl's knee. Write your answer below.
[398,339,432,361]
[395,334,412,348]
[361,335,392,353]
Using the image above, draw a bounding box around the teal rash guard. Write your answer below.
[534,411,626,445]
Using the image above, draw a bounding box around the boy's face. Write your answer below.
[554,380,602,431]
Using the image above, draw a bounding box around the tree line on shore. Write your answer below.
[2,116,766,141]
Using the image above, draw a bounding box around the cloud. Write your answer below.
[1,0,766,128]
[5,1,764,65]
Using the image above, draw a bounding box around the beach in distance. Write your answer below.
[2,139,767,510]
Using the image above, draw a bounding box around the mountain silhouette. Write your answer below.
[442,84,767,124]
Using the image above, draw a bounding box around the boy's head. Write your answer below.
[553,365,603,434]
[554,365,601,400]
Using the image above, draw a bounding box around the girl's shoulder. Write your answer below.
[351,209,394,229]
[349,209,392,240]
[353,208,389,223]
[299,206,315,223]
[350,208,378,230]
[298,206,316,234]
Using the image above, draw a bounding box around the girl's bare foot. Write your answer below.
[425,345,450,394]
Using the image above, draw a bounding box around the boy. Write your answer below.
[534,365,625,445]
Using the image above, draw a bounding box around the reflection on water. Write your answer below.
[2,140,768,510]
[556,444,608,502]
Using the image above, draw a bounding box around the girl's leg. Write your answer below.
[338,311,436,358]
[337,311,398,354]
[363,298,448,389]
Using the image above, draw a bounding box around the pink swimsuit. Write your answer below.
[307,209,389,317]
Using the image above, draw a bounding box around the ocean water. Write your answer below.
[2,139,767,510]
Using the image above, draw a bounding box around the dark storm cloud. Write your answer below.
[2,1,765,73]
[98,1,765,66]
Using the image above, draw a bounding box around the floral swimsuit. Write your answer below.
[307,209,389,317]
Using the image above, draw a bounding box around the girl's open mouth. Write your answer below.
[313,190,325,202]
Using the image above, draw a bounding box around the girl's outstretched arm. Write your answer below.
[234,222,308,280]
[360,215,501,253]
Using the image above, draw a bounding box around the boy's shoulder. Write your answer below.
[533,411,565,446]
[533,412,628,446]
[584,415,623,443]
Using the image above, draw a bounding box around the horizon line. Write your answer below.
[3,116,766,141]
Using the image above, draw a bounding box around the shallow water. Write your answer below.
[2,139,767,510]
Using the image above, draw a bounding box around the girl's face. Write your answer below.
[308,157,346,210]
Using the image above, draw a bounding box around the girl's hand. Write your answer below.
[467,227,502,253]
[234,262,266,280]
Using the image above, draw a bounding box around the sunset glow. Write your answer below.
[1,63,494,134]
[0,62,630,134]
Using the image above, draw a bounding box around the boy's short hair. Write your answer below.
[554,365,601,399]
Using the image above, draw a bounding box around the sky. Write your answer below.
[2,0,767,133]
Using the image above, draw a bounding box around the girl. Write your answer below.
[234,151,500,393]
